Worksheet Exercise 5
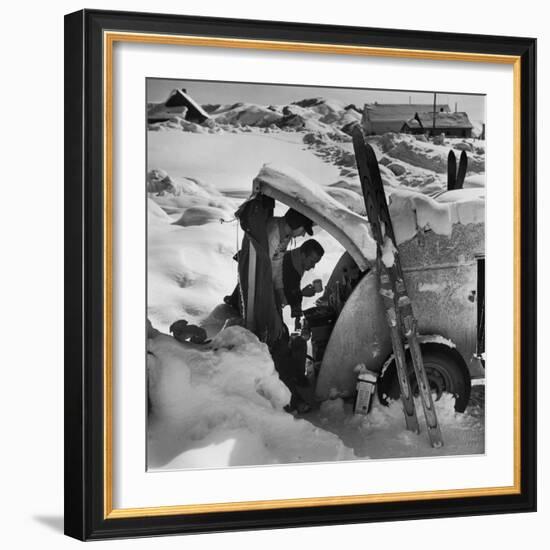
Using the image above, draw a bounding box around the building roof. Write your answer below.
[364,103,450,122]
[405,111,473,129]
[164,89,210,119]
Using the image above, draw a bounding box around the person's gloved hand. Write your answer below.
[169,320,208,344]
[301,284,316,297]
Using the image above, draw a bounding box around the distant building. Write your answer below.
[362,103,451,134]
[402,111,473,138]
[148,88,210,124]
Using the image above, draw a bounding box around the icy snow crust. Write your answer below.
[146,97,486,469]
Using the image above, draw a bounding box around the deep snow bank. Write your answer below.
[147,202,238,332]
[147,326,356,469]
[379,133,485,174]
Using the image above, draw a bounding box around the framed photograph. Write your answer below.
[64,9,536,541]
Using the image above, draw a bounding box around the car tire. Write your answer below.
[377,345,472,413]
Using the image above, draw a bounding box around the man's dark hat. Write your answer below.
[285,208,314,235]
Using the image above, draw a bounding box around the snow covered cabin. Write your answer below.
[147,88,211,124]
[402,111,474,138]
[362,103,451,134]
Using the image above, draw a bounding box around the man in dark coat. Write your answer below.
[274,240,324,411]
[279,239,325,326]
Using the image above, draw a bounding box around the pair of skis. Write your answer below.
[352,128,443,448]
[447,149,468,191]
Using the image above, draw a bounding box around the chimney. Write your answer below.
[432,93,437,134]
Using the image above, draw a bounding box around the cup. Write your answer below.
[313,279,323,293]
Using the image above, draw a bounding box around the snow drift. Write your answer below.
[147,203,237,332]
[378,133,485,174]
[210,102,283,127]
[147,326,356,469]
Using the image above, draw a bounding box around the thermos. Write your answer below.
[354,364,377,415]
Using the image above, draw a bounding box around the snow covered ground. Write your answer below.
[147,95,486,470]
[147,327,355,470]
[305,386,485,460]
[148,131,341,193]
[147,325,484,470]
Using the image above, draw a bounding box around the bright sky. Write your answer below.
[147,78,485,122]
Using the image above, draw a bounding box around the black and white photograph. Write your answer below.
[0,0,543,545]
[145,79,486,471]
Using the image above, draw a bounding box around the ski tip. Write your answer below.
[351,126,365,146]
[447,151,457,191]
[455,150,468,190]
[364,143,382,176]
[351,129,379,167]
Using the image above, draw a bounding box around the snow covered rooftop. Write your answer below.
[364,103,451,121]
[405,111,473,129]
[165,88,210,121]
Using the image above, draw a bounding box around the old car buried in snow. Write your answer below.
[231,161,485,413]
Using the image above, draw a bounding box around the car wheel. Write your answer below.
[377,346,471,413]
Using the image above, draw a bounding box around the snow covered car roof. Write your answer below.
[387,186,485,244]
[434,187,486,203]
[253,163,377,270]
